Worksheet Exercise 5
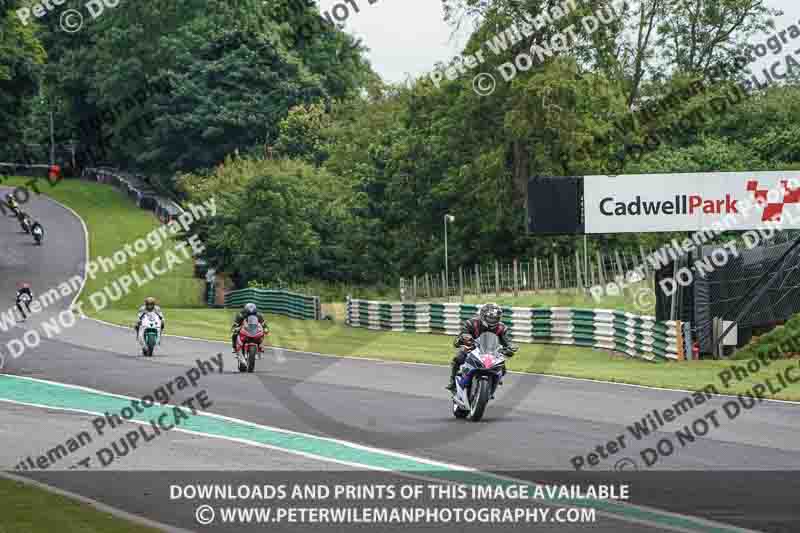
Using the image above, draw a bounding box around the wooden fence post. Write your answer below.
[639,245,649,276]
[494,260,500,297]
[596,251,605,285]
[513,259,518,298]
[614,249,624,279]
[554,254,560,291]
[526,261,531,291]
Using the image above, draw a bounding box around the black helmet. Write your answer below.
[244,303,257,314]
[479,303,502,328]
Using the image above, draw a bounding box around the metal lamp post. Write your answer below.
[444,214,455,300]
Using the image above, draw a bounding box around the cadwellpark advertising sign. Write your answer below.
[584,171,800,233]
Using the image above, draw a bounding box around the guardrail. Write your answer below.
[82,167,182,223]
[226,288,322,320]
[345,298,689,361]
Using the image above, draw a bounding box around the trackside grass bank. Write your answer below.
[18,177,800,401]
[3,177,204,310]
[0,477,159,533]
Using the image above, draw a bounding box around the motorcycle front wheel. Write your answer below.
[468,378,490,421]
[247,345,257,373]
[452,401,468,419]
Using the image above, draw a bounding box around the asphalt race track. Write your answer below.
[1,187,800,532]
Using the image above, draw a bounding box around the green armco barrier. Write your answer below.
[345,297,686,361]
[225,288,321,320]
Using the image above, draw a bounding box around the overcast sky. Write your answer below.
[319,0,800,84]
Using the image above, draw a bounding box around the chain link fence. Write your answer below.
[692,230,800,355]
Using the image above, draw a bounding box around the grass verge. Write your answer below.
[0,477,159,533]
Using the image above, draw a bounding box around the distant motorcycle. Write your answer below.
[235,315,266,373]
[451,332,510,421]
[17,213,32,233]
[137,312,162,357]
[18,293,32,318]
[31,224,43,245]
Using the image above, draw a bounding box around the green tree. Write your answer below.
[274,103,332,165]
[0,3,45,152]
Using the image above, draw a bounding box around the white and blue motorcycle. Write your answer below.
[451,332,511,422]
[137,312,162,357]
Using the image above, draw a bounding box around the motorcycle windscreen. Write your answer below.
[476,332,499,354]
[245,315,260,335]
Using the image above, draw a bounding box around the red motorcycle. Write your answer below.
[235,315,267,373]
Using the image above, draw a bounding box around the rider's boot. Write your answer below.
[445,360,458,392]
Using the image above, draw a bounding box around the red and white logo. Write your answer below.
[747,180,800,221]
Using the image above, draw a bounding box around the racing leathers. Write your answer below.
[31,221,44,237]
[4,195,19,216]
[16,287,33,320]
[447,317,516,391]
[135,305,165,335]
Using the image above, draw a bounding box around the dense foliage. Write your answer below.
[2,0,800,287]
